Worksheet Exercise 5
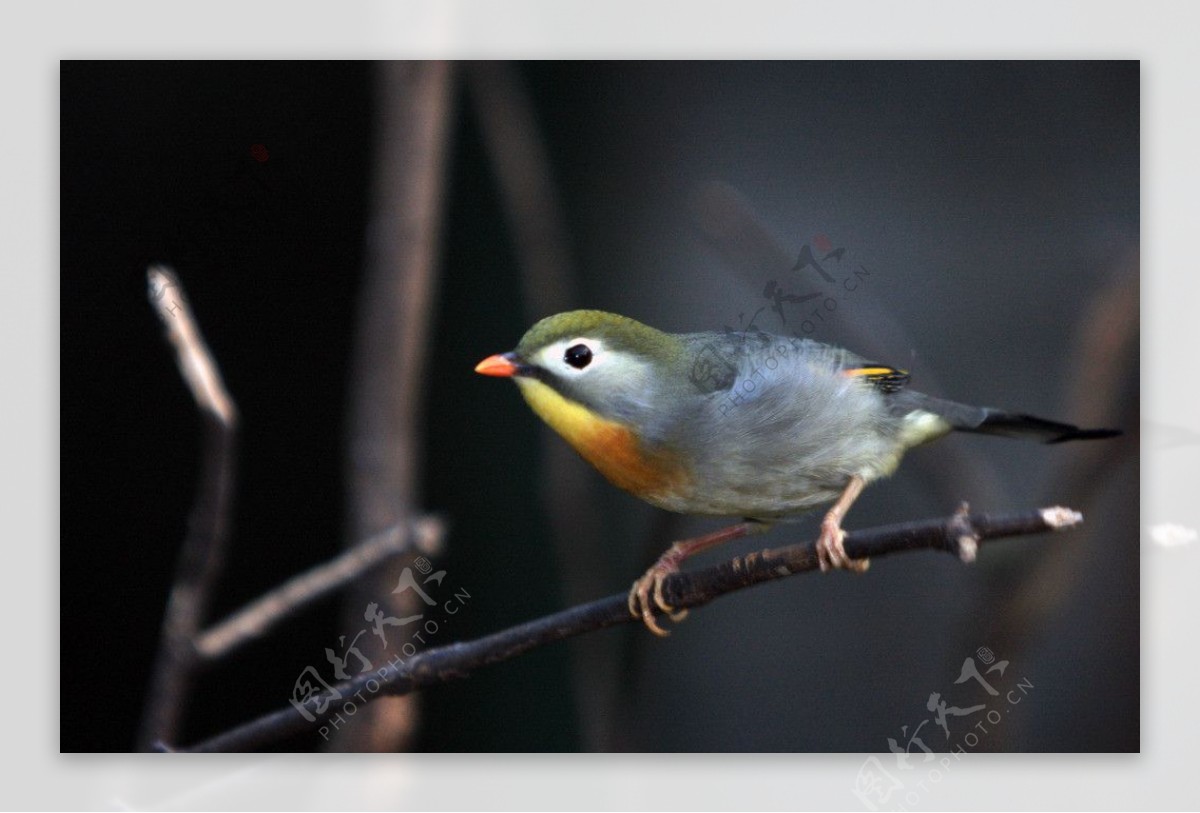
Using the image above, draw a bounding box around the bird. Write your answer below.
[475,310,1120,636]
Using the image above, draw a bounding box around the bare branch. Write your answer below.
[177,506,1083,753]
[138,265,239,751]
[337,59,454,752]
[145,266,237,426]
[193,516,446,663]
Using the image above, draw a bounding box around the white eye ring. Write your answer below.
[536,337,608,375]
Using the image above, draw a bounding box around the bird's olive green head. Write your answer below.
[515,310,679,365]
[479,310,689,426]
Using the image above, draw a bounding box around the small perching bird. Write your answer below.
[476,310,1120,635]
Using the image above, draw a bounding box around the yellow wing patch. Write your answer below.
[841,364,910,394]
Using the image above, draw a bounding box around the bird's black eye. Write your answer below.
[564,343,593,369]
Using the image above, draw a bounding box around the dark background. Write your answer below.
[61,61,1139,752]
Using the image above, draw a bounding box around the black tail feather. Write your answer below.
[966,410,1122,444]
[889,392,1123,444]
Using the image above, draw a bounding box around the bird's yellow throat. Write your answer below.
[513,377,688,501]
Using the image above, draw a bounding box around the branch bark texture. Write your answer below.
[180,506,1082,753]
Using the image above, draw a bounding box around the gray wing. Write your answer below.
[649,331,909,517]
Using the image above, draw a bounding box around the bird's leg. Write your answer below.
[629,520,766,636]
[816,473,869,573]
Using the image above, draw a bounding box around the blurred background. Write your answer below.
[61,60,1138,753]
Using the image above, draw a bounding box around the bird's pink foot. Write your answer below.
[627,521,763,636]
[628,554,689,637]
[816,516,870,573]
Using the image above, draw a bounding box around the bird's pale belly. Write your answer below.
[647,406,951,519]
[645,447,898,519]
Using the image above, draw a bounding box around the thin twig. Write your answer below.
[177,506,1084,753]
[193,516,446,662]
[138,265,239,751]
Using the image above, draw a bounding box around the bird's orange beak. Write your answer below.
[474,352,520,378]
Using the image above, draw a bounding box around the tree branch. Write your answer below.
[176,505,1084,753]
[193,516,446,663]
[337,59,454,752]
[138,265,240,751]
[138,266,447,751]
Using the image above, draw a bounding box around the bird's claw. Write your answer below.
[816,521,870,574]
[628,563,687,636]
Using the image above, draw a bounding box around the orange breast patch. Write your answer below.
[514,377,690,502]
[571,420,690,501]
